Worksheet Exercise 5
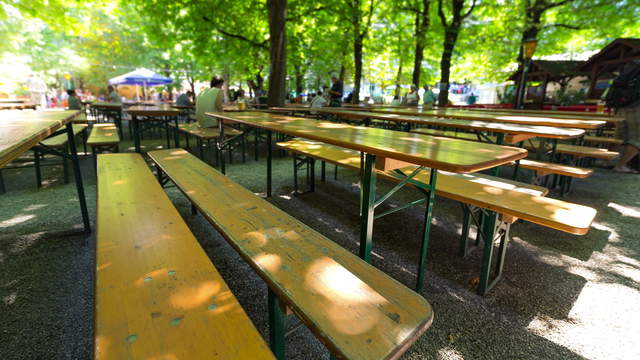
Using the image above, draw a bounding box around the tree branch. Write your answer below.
[463,0,477,18]
[437,0,448,27]
[542,0,576,11]
[542,23,581,30]
[202,15,268,49]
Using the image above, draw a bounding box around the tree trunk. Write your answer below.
[437,30,458,105]
[412,0,431,86]
[222,71,230,104]
[294,64,303,95]
[395,62,403,97]
[353,35,363,103]
[339,63,346,82]
[267,0,288,107]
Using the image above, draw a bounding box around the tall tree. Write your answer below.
[267,0,288,106]
[403,0,431,86]
[348,0,376,103]
[437,0,476,105]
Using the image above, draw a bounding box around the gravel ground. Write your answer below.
[0,130,638,360]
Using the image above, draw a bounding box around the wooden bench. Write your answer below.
[87,124,120,167]
[95,153,274,360]
[276,139,597,294]
[583,135,624,146]
[148,148,434,359]
[169,122,244,164]
[525,140,619,161]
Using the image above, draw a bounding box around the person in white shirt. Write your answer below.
[26,74,47,108]
[404,85,420,107]
[310,91,329,114]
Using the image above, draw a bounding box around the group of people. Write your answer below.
[390,85,437,108]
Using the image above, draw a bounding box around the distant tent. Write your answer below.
[109,68,172,100]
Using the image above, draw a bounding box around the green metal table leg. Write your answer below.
[416,169,438,292]
[267,130,273,197]
[478,212,498,295]
[132,115,141,153]
[268,288,286,360]
[359,153,377,262]
[459,206,471,257]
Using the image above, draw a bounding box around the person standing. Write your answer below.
[26,74,47,108]
[328,75,343,107]
[108,85,121,103]
[423,85,437,108]
[195,76,224,128]
[405,85,420,106]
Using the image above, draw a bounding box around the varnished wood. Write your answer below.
[316,109,586,139]
[367,108,607,129]
[276,139,596,235]
[0,103,37,110]
[148,149,435,360]
[0,110,80,168]
[456,107,622,121]
[525,140,619,160]
[91,101,122,110]
[95,153,274,360]
[583,135,624,145]
[87,124,120,146]
[126,105,181,117]
[516,159,593,178]
[206,111,528,173]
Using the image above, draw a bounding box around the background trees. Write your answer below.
[1,0,639,101]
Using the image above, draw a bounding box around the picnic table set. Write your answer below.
[0,102,618,359]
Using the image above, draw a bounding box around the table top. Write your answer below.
[0,99,27,104]
[0,110,80,168]
[367,108,608,129]
[0,103,38,110]
[315,109,585,140]
[126,104,181,117]
[207,111,528,173]
[459,107,620,120]
[91,101,123,109]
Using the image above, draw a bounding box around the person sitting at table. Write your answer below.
[328,74,343,107]
[176,91,194,106]
[195,76,224,128]
[423,84,437,108]
[66,89,82,110]
[390,95,402,106]
[107,85,121,103]
[405,85,420,106]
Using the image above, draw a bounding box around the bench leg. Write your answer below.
[334,164,338,180]
[477,212,511,295]
[241,133,246,163]
[66,122,91,233]
[173,117,180,147]
[309,158,315,192]
[321,161,326,182]
[293,157,299,193]
[165,121,171,149]
[0,170,5,194]
[267,131,272,197]
[34,150,42,188]
[254,128,259,161]
[459,206,472,257]
[268,289,286,360]
[63,144,69,184]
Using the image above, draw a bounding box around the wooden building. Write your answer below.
[579,38,640,99]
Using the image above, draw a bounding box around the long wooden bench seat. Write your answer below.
[276,139,596,235]
[148,148,434,360]
[95,153,274,360]
[514,159,593,178]
[170,122,243,139]
[525,140,619,160]
[87,124,120,167]
[583,135,624,146]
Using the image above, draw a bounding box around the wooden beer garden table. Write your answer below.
[206,111,527,291]
[125,105,181,153]
[366,107,608,129]
[0,103,38,110]
[458,106,621,121]
[0,110,91,233]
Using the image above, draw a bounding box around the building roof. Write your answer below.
[578,38,640,72]
[508,60,586,82]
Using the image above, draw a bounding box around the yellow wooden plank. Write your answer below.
[583,136,624,145]
[88,124,120,146]
[0,110,80,168]
[95,153,274,360]
[367,108,607,129]
[148,149,435,360]
[317,109,586,139]
[525,140,619,160]
[172,123,242,139]
[516,159,593,178]
[276,139,597,235]
[207,111,528,173]
[126,105,181,117]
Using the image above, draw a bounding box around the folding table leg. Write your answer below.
[65,122,91,233]
[359,153,377,262]
[416,169,437,292]
[268,288,286,359]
